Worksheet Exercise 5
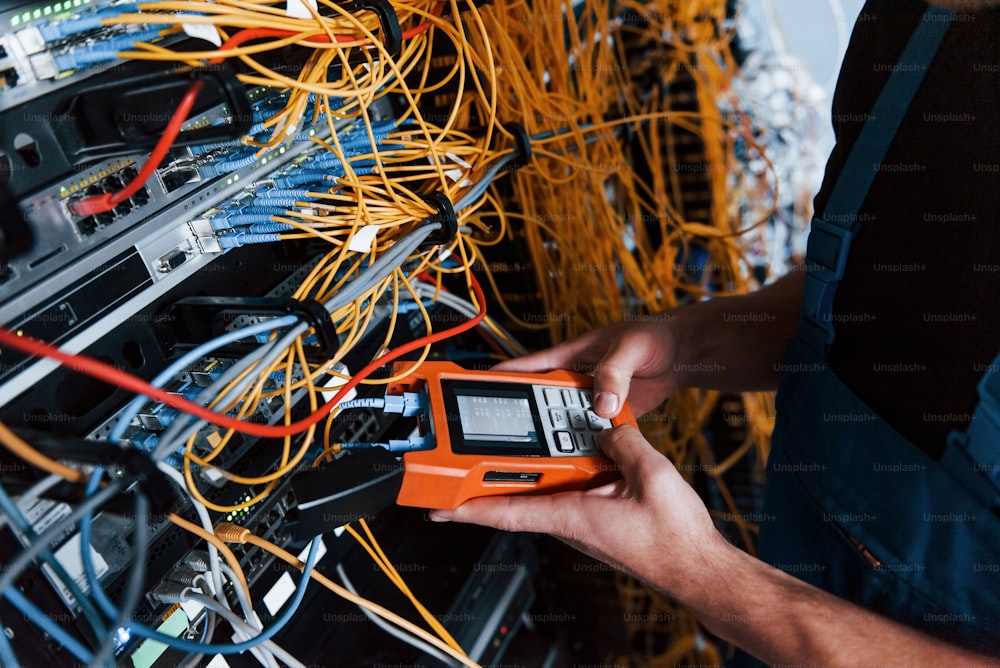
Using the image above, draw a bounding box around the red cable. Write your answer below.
[69,12,440,218]
[0,275,487,439]
[402,3,443,39]
[68,27,266,218]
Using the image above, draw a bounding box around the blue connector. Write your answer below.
[37,3,140,42]
[54,26,162,71]
[210,212,275,230]
[273,171,329,188]
[386,435,434,452]
[383,391,426,417]
[130,431,159,452]
[217,232,282,250]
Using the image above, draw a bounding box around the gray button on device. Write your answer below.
[586,410,612,431]
[549,409,568,429]
[574,432,596,452]
[569,410,588,430]
[543,388,563,406]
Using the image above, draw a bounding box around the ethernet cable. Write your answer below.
[90,493,149,667]
[148,222,442,461]
[76,470,324,659]
[184,594,305,668]
[156,463,240,619]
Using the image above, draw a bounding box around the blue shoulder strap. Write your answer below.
[799,5,954,356]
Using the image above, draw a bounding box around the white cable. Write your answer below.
[220,562,261,630]
[157,462,233,616]
[335,564,462,668]
[185,594,306,668]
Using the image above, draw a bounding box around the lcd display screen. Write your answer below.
[441,380,549,456]
[455,393,536,442]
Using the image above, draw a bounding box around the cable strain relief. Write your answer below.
[68,192,115,217]
[417,192,458,248]
[214,522,251,544]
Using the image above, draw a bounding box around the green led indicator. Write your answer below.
[33,9,42,19]
[74,0,82,5]
[11,15,19,25]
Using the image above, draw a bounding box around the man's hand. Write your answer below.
[494,321,682,419]
[430,425,726,599]
[495,272,807,410]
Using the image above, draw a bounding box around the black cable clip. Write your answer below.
[361,0,403,59]
[418,191,458,247]
[503,121,532,170]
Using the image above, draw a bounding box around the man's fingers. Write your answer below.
[492,329,611,373]
[597,425,667,487]
[429,492,578,535]
[591,330,659,417]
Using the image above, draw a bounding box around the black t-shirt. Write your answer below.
[819,0,1000,458]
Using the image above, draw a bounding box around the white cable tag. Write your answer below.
[182,22,222,47]
[348,225,378,253]
[286,0,318,19]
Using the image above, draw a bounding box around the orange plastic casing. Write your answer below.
[389,361,638,510]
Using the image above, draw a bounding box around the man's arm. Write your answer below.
[495,270,804,419]
[667,269,804,393]
[431,427,999,666]
[694,540,997,667]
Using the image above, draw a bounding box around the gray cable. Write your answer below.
[456,154,516,210]
[151,224,438,461]
[157,462,232,615]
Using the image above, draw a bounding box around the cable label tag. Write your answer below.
[348,225,378,253]
[182,21,222,47]
[286,0,318,19]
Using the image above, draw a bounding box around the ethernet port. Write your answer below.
[95,210,114,226]
[122,166,139,181]
[160,167,200,193]
[76,216,98,236]
[130,186,150,206]
[1,67,17,89]
[114,199,132,217]
[103,175,124,191]
[85,184,104,197]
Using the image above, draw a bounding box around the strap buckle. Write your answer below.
[799,218,855,354]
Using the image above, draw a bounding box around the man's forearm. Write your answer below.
[679,540,997,667]
[670,270,804,392]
